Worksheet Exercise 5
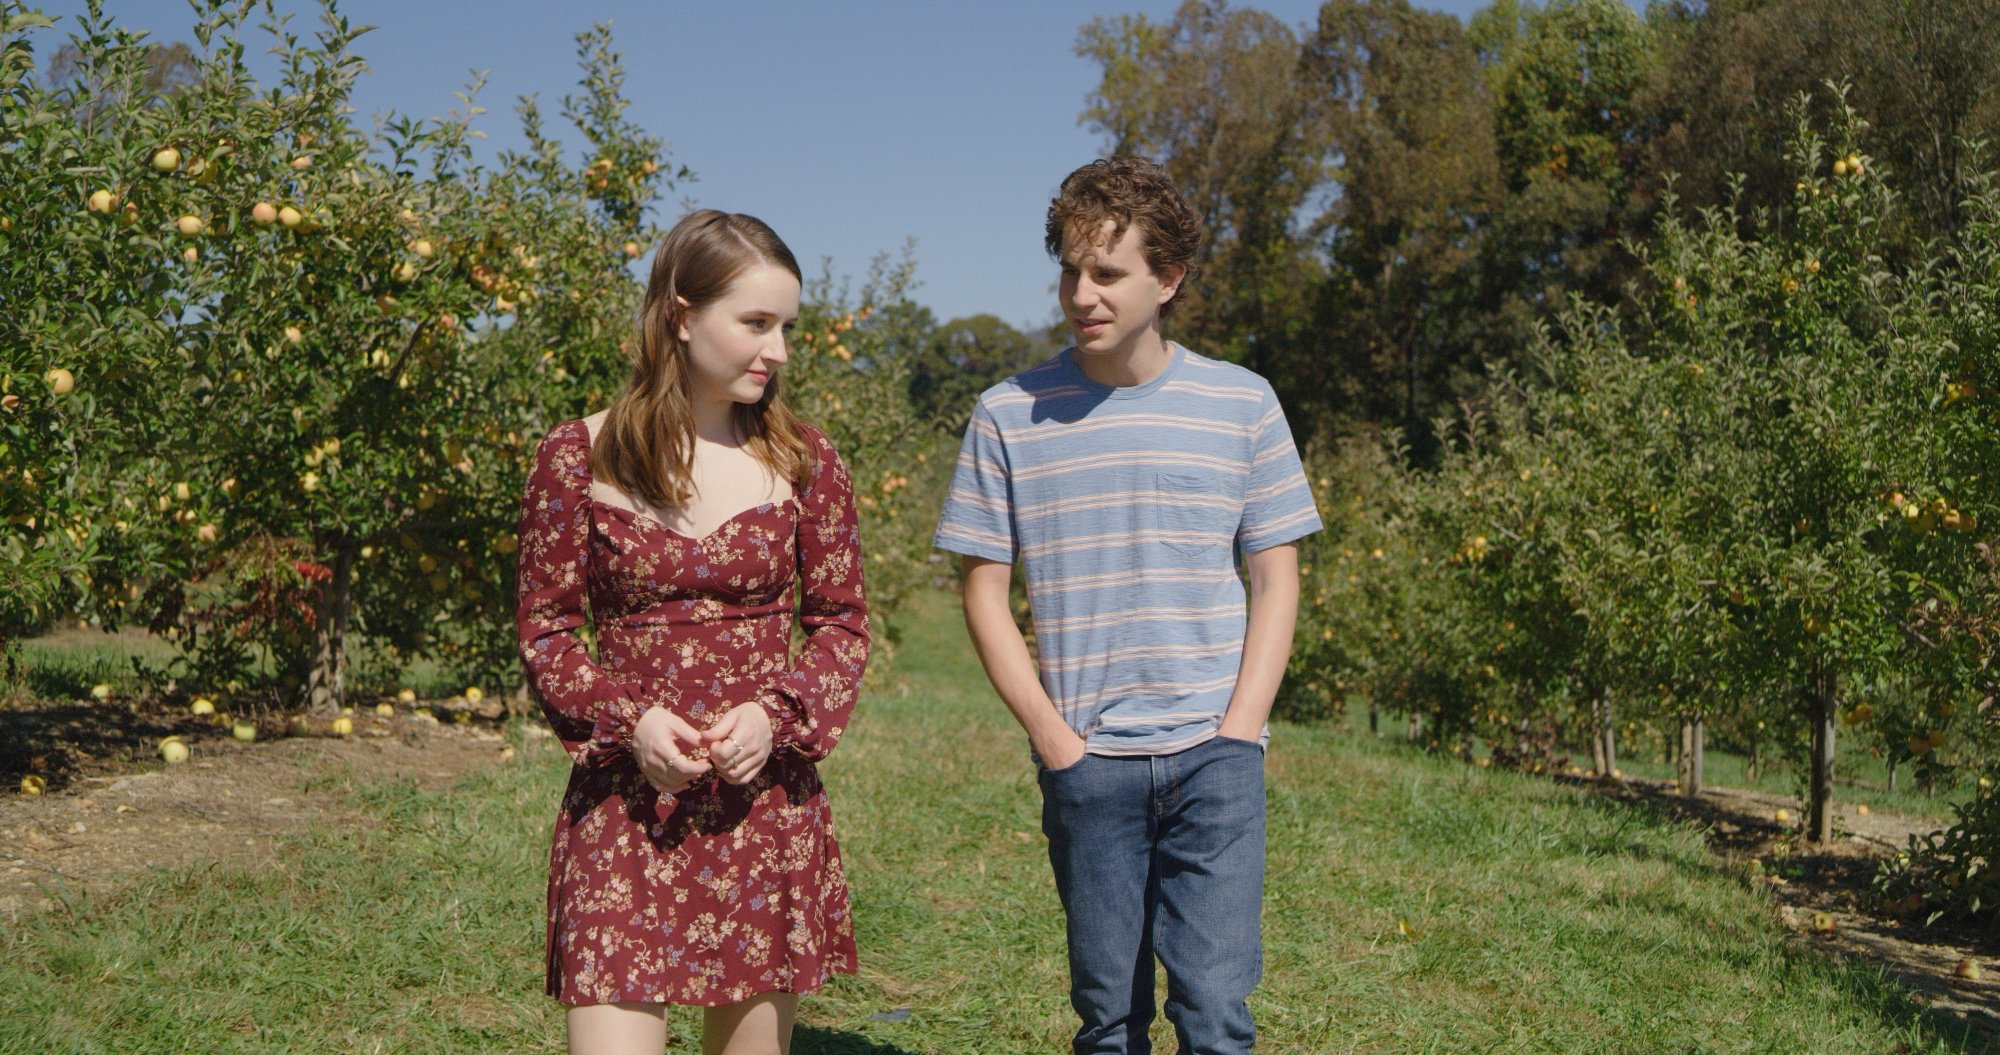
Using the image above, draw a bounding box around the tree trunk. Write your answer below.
[1886,755,1898,792]
[1672,719,1704,795]
[1589,690,1619,779]
[1406,710,1422,743]
[1807,660,1837,844]
[1746,727,1761,783]
[1690,716,1704,794]
[1369,699,1379,736]
[304,543,357,718]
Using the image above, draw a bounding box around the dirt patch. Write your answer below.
[0,707,523,925]
[1586,774,2000,1040]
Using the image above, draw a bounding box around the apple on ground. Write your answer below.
[233,720,257,742]
[160,737,190,764]
[332,716,353,736]
[191,697,216,716]
[376,701,396,717]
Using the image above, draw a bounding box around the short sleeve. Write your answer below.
[932,397,1017,563]
[1237,386,1322,552]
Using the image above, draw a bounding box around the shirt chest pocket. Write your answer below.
[1154,470,1239,555]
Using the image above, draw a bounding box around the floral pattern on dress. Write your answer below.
[516,419,869,1006]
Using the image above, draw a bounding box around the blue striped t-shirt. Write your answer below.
[933,342,1323,756]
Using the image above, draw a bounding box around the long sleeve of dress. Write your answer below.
[516,423,645,767]
[758,427,870,762]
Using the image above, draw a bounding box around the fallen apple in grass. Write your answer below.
[190,697,216,716]
[90,682,113,702]
[332,716,353,736]
[397,688,416,704]
[160,737,189,764]
[1811,911,1836,934]
[376,701,395,718]
[1957,959,1984,981]
[1774,808,1791,825]
[232,720,257,742]
[20,775,45,795]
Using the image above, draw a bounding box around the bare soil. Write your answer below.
[1589,774,2000,1040]
[0,699,520,925]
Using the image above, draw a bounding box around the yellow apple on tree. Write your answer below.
[278,205,303,228]
[151,146,181,172]
[251,201,278,225]
[46,368,75,394]
[87,188,114,213]
[176,215,203,236]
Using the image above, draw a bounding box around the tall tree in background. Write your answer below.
[1075,0,1327,385]
[1646,0,2000,244]
[1302,0,1499,455]
[1469,0,1658,340]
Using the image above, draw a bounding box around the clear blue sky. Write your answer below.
[33,0,1547,331]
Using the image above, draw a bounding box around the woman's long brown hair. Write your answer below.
[591,210,812,509]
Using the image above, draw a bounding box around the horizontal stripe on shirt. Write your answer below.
[933,343,1322,756]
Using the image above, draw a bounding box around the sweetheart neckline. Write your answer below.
[589,495,799,546]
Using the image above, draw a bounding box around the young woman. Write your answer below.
[515,210,868,1055]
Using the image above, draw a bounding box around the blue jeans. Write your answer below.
[1038,734,1266,1055]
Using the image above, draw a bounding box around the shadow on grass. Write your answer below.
[795,1026,922,1055]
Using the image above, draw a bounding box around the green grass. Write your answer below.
[1,590,1990,1053]
[3,626,178,703]
[1607,742,1969,824]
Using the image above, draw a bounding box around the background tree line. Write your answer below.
[1077,0,2000,461]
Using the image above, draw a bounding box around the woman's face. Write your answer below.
[678,262,800,407]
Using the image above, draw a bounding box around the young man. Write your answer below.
[933,156,1321,1055]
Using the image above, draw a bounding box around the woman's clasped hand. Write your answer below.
[629,703,775,793]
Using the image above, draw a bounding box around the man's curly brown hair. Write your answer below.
[1044,156,1203,318]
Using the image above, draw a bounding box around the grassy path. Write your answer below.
[1,590,1987,1053]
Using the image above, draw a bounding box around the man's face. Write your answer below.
[1058,218,1183,359]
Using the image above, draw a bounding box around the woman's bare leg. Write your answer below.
[568,1001,667,1055]
[702,992,798,1055]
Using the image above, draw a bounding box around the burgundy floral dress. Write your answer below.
[515,419,868,1006]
